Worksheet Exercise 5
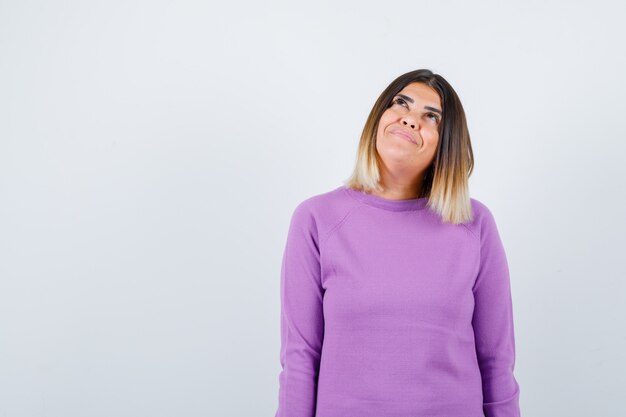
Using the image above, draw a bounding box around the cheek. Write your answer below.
[379,109,397,124]
[429,136,440,155]
[419,128,439,151]
[377,111,395,133]
[425,126,440,142]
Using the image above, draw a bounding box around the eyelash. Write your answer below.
[392,97,441,123]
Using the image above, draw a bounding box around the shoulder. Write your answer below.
[288,185,361,242]
[469,197,495,220]
[466,197,501,240]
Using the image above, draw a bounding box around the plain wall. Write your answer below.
[1,0,625,415]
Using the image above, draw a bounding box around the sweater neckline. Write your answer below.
[341,185,428,212]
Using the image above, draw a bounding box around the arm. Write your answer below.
[472,206,521,417]
[275,202,325,417]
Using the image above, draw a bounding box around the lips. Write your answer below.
[390,128,417,145]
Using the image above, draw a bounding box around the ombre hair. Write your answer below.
[344,69,475,224]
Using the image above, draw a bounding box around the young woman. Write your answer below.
[275,69,521,417]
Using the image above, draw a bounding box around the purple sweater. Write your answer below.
[275,185,521,417]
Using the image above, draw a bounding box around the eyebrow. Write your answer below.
[397,94,442,115]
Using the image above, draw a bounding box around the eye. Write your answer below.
[392,97,407,107]
[427,113,441,123]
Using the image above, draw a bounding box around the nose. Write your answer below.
[401,119,416,129]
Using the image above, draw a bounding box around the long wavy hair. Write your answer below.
[344,69,475,224]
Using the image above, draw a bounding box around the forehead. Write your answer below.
[398,82,441,108]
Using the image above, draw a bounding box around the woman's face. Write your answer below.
[375,82,442,179]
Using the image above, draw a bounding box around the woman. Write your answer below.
[275,69,521,417]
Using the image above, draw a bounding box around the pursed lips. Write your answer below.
[390,129,417,145]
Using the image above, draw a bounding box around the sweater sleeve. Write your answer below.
[472,206,521,417]
[275,202,325,417]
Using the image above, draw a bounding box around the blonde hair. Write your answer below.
[343,69,475,224]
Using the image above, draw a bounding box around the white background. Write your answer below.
[1,0,625,416]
